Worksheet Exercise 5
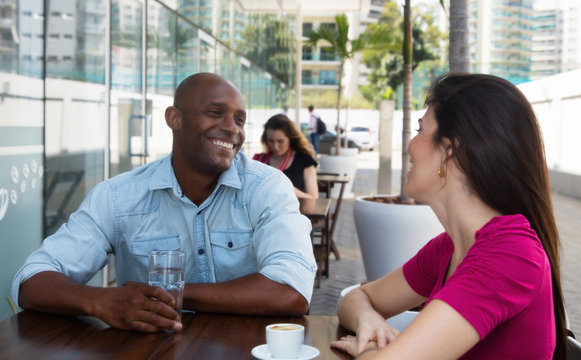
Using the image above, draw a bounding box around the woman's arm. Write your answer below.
[352,300,480,359]
[294,165,318,199]
[334,268,480,358]
[337,268,425,352]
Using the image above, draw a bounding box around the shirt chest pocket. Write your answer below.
[209,230,256,282]
[131,235,181,257]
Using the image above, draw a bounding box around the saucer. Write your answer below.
[251,344,320,359]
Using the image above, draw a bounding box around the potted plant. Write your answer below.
[353,0,446,281]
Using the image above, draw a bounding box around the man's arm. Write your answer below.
[183,273,308,315]
[19,271,183,332]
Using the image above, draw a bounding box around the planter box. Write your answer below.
[318,152,358,199]
[354,195,444,281]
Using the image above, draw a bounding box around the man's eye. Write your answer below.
[235,117,246,124]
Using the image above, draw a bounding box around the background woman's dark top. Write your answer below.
[283,152,318,192]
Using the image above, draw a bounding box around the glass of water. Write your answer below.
[148,250,186,319]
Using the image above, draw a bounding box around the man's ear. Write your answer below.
[165,106,182,131]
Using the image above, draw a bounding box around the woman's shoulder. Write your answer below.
[294,150,318,166]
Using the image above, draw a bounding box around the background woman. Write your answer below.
[253,114,318,199]
[332,73,566,359]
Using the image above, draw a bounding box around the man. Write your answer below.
[308,105,321,153]
[12,73,316,333]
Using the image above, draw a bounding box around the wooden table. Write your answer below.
[316,173,350,260]
[299,197,332,288]
[0,311,353,359]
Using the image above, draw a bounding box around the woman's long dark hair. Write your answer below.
[260,113,315,157]
[426,73,566,359]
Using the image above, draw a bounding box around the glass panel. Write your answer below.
[216,42,232,80]
[176,18,198,84]
[110,0,146,177]
[199,29,216,73]
[44,0,108,238]
[145,2,175,162]
[0,0,45,320]
[147,1,176,96]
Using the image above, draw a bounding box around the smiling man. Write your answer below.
[12,73,316,333]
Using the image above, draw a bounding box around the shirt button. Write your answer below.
[198,248,205,255]
[228,241,233,248]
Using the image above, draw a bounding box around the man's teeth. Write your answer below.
[213,140,234,149]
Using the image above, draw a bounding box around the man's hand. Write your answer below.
[18,272,183,333]
[92,282,182,333]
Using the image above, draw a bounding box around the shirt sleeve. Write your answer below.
[247,171,317,303]
[433,229,549,339]
[11,182,114,307]
[403,233,451,297]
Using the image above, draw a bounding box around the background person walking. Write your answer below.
[308,105,321,153]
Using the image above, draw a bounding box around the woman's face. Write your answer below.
[404,106,444,202]
[266,129,291,156]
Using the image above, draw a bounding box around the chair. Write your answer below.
[316,172,348,261]
[568,334,581,358]
[6,296,17,315]
[337,284,419,331]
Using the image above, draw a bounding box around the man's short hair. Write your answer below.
[308,105,314,111]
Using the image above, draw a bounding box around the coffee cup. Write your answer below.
[265,323,304,358]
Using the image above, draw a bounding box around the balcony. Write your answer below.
[302,52,340,62]
[302,74,339,87]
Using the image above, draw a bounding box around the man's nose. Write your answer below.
[220,113,238,133]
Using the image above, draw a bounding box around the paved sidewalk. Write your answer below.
[310,151,581,337]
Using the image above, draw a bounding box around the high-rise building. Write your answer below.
[469,0,534,84]
[531,0,581,79]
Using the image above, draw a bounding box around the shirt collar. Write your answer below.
[149,154,243,194]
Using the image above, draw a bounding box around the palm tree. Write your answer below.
[304,14,377,155]
[400,0,413,202]
[449,0,470,72]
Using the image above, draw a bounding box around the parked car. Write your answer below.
[318,130,360,155]
[347,126,376,151]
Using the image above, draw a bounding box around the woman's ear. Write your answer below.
[165,106,182,131]
[440,137,454,161]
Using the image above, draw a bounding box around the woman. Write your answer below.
[253,114,318,199]
[332,73,566,359]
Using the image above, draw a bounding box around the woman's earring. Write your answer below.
[438,165,445,178]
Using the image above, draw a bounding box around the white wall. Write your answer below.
[519,69,581,176]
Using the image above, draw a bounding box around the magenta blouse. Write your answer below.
[403,214,555,359]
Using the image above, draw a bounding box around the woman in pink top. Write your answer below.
[332,73,567,359]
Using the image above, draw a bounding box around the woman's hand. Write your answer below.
[331,335,379,358]
[355,311,400,354]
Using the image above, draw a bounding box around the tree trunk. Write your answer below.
[400,0,412,201]
[335,61,344,155]
[449,0,470,72]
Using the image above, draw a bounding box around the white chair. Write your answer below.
[568,335,581,358]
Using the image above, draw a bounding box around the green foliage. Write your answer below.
[238,14,296,87]
[361,2,445,107]
[303,14,381,149]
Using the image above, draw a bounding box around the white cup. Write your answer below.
[148,250,186,319]
[266,323,304,359]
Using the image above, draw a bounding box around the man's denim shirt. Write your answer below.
[12,152,317,306]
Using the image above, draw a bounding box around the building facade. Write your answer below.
[469,0,534,84]
[531,0,581,79]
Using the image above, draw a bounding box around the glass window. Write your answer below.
[176,18,199,84]
[146,1,176,96]
[0,0,45,320]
